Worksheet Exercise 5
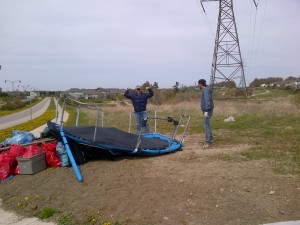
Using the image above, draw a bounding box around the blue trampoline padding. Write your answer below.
[141,133,182,154]
[47,121,182,155]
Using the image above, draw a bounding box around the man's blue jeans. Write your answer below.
[135,111,149,134]
[204,110,213,143]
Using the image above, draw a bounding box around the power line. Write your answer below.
[255,0,268,56]
[247,1,254,58]
[195,0,215,37]
[247,0,267,77]
[250,6,258,61]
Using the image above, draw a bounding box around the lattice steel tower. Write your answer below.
[201,0,257,96]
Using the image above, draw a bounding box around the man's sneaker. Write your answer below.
[202,143,210,149]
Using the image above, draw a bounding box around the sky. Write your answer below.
[0,0,299,91]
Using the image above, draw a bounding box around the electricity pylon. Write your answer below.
[201,0,257,97]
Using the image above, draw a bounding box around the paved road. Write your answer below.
[0,97,51,130]
[30,98,69,138]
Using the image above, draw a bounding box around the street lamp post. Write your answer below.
[5,80,21,100]
[28,87,36,120]
[29,98,33,120]
[18,84,33,120]
[18,84,30,92]
[5,80,21,92]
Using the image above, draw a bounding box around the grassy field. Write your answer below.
[0,89,299,225]
[1,89,299,175]
[67,89,300,176]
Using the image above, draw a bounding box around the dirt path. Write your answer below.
[251,90,270,97]
[0,134,299,225]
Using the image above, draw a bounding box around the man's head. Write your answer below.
[136,85,141,92]
[198,79,207,89]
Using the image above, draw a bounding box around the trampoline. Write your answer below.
[47,121,183,155]
[53,98,190,154]
[49,98,190,182]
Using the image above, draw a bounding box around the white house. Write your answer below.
[27,91,40,99]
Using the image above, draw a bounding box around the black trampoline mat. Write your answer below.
[63,126,169,150]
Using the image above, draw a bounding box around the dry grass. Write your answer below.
[72,95,300,175]
[215,96,299,118]
[76,101,200,134]
[72,95,300,137]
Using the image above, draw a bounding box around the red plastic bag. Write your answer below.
[0,152,15,166]
[9,145,26,159]
[12,165,20,175]
[42,142,61,167]
[0,152,17,180]
[0,162,11,180]
[23,145,42,158]
[0,151,10,161]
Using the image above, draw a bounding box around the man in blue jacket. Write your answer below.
[198,79,214,149]
[124,85,154,134]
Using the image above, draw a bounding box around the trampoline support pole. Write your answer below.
[60,128,83,182]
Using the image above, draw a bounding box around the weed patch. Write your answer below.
[35,207,60,219]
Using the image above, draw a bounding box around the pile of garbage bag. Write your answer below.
[0,141,70,181]
[1,130,35,147]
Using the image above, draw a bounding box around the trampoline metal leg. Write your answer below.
[60,128,83,182]
[133,129,143,153]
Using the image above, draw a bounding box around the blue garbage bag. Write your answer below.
[56,141,70,167]
[1,130,35,147]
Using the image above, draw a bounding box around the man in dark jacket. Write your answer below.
[124,85,154,134]
[198,79,214,149]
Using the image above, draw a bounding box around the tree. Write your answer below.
[152,81,159,89]
[141,81,151,90]
[215,81,236,88]
[249,77,283,87]
[173,81,180,93]
[285,76,298,82]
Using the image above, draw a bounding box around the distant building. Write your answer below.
[65,88,125,99]
[69,92,84,99]
[27,91,40,99]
